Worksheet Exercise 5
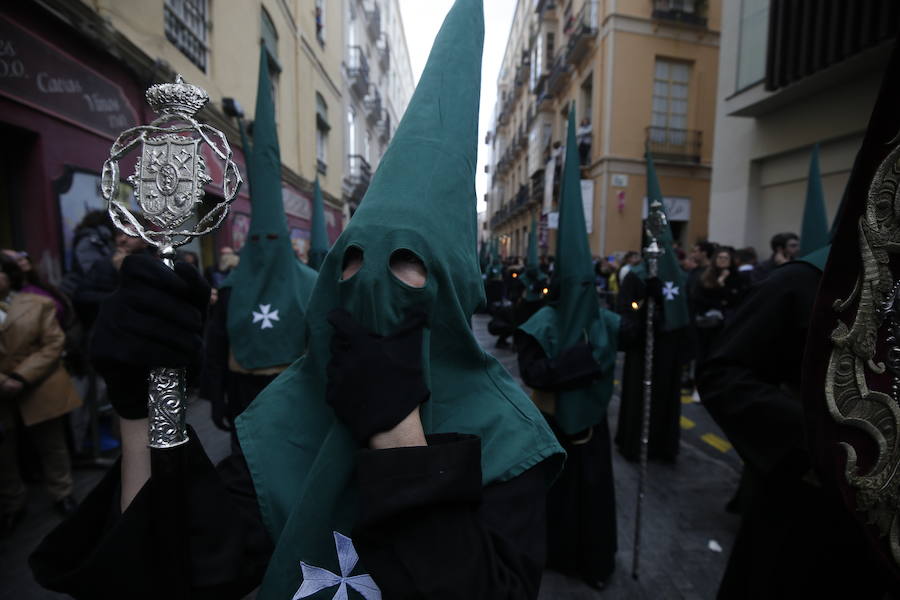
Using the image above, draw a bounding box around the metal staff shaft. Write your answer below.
[631,200,666,580]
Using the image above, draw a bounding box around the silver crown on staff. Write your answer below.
[100,75,243,448]
[101,75,242,261]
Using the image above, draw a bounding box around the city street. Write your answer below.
[1,314,740,600]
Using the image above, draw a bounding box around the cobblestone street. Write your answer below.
[1,314,740,599]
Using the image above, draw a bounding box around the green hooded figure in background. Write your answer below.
[222,47,318,372]
[519,214,549,303]
[519,106,620,435]
[307,177,330,271]
[237,1,564,598]
[516,106,622,587]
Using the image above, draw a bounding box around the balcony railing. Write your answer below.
[514,184,529,211]
[546,53,571,95]
[646,126,702,163]
[364,87,382,123]
[347,154,372,200]
[378,110,391,142]
[364,0,381,40]
[348,46,370,97]
[377,35,390,70]
[651,0,708,28]
[565,1,598,65]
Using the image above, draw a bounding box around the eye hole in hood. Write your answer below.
[390,248,427,289]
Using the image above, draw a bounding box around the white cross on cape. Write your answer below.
[292,531,381,600]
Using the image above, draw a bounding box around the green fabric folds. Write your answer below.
[222,47,317,370]
[800,144,829,255]
[519,107,620,435]
[308,177,329,271]
[645,151,689,332]
[236,2,564,598]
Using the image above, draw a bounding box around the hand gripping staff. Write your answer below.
[100,76,242,597]
[631,199,666,580]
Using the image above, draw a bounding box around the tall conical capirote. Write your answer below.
[555,105,596,348]
[222,46,317,370]
[521,213,548,301]
[644,150,689,331]
[799,143,829,255]
[236,2,563,598]
[307,177,329,271]
[519,105,620,435]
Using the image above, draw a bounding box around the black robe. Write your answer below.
[514,330,617,584]
[614,271,687,462]
[30,427,554,599]
[697,262,894,599]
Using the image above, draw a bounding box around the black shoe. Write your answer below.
[0,507,27,538]
[55,495,78,517]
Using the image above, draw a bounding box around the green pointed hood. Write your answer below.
[236,2,563,597]
[555,106,596,345]
[519,107,620,435]
[307,177,329,271]
[800,143,829,255]
[520,214,547,301]
[638,150,690,331]
[222,47,317,370]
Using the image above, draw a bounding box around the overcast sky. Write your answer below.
[397,0,518,214]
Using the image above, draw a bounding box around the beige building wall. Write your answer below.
[83,0,347,202]
[708,0,886,253]
[487,0,720,259]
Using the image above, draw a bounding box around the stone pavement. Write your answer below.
[477,314,741,600]
[1,315,740,599]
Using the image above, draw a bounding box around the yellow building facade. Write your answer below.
[487,0,720,259]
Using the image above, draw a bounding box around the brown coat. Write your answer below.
[0,292,81,426]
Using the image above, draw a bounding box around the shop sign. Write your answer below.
[0,16,137,139]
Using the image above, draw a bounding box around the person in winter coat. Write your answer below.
[0,253,81,536]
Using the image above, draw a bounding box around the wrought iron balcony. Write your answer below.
[364,0,381,40]
[364,87,382,123]
[566,1,598,65]
[645,126,702,163]
[347,154,372,200]
[377,34,390,70]
[348,46,370,97]
[546,53,571,96]
[514,184,529,212]
[378,110,391,142]
[651,0,708,28]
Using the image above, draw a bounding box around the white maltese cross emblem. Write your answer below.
[251,303,279,329]
[292,531,381,600]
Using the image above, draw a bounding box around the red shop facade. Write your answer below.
[0,3,341,281]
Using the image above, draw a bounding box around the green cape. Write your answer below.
[308,177,329,271]
[236,2,564,597]
[222,47,317,370]
[519,107,620,435]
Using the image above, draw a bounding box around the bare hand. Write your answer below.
[369,406,427,450]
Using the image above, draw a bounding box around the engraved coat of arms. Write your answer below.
[129,134,211,230]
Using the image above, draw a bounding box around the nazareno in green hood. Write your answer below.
[519,106,620,435]
[236,1,564,597]
[222,46,317,370]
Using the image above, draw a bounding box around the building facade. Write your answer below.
[486,0,720,260]
[342,0,414,217]
[0,0,409,279]
[709,0,898,254]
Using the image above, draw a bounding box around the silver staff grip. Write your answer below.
[100,76,242,450]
